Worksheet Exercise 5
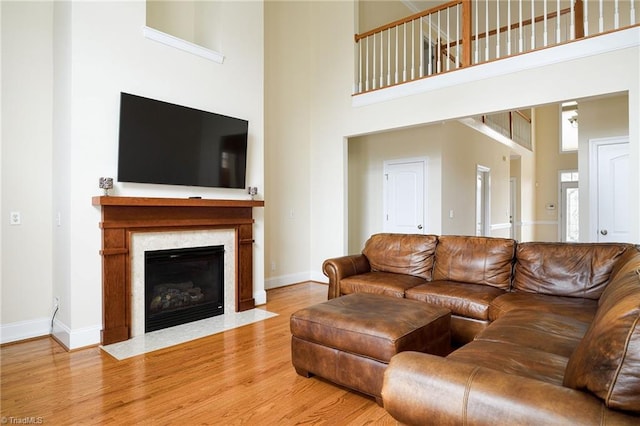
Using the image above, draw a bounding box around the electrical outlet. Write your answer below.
[10,211,21,225]
[271,261,276,271]
[53,296,60,309]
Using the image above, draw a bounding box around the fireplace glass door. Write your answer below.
[145,245,224,332]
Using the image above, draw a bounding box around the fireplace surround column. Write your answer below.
[92,196,264,345]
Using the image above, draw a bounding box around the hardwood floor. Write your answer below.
[1,282,395,425]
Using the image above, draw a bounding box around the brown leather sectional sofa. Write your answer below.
[322,233,640,424]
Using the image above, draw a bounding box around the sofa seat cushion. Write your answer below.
[432,235,516,290]
[340,272,426,298]
[476,310,590,358]
[406,280,505,321]
[448,339,570,386]
[564,258,640,413]
[362,233,438,280]
[489,292,598,323]
[514,242,633,299]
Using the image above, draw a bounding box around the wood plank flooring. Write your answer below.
[1,282,395,425]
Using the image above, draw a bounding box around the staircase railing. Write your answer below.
[354,0,638,95]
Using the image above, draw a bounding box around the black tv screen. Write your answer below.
[117,92,248,189]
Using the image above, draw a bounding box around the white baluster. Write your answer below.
[570,0,575,39]
[544,0,548,46]
[632,0,637,25]
[395,26,399,84]
[599,0,604,33]
[411,20,415,80]
[507,0,512,56]
[420,16,424,77]
[496,0,501,58]
[456,3,460,68]
[428,14,433,75]
[372,33,376,89]
[474,0,479,63]
[531,0,536,49]
[485,0,490,61]
[403,23,407,81]
[519,0,523,52]
[365,36,369,92]
[614,0,620,29]
[387,30,391,86]
[438,11,442,73]
[584,0,589,36]
[380,32,384,87]
[556,0,561,43]
[358,40,362,93]
[446,6,451,71]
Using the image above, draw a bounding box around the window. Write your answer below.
[560,102,578,152]
[560,171,579,242]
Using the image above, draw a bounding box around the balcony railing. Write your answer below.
[354,0,638,95]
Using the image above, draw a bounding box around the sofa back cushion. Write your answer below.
[432,235,515,290]
[563,249,640,413]
[514,242,632,299]
[362,233,438,280]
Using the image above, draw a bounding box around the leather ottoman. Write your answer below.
[290,292,451,404]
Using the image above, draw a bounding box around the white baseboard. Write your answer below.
[51,320,101,350]
[254,289,267,306]
[265,271,328,290]
[0,317,50,344]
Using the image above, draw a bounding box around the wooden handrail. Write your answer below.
[447,6,574,49]
[354,0,462,42]
[514,110,532,124]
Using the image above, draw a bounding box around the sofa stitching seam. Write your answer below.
[463,366,480,425]
[604,312,640,407]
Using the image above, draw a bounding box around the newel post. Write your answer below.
[461,0,472,67]
[574,0,585,39]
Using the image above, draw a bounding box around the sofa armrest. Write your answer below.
[322,255,370,299]
[382,352,638,426]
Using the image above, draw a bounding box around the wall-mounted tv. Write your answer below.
[117,92,248,189]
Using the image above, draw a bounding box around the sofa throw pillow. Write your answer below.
[362,233,437,281]
[563,263,640,413]
[432,235,515,290]
[514,242,632,299]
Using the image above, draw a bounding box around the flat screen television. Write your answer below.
[117,92,248,189]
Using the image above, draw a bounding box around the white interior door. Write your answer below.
[509,177,517,240]
[591,138,631,242]
[383,159,426,234]
[476,166,490,236]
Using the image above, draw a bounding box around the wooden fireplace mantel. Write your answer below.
[92,196,265,345]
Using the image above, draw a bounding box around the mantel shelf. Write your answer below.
[92,196,264,208]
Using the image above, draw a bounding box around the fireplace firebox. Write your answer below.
[145,245,224,332]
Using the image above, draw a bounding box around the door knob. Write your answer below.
[600,229,608,236]
[417,224,423,230]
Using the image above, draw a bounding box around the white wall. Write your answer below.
[2,1,264,348]
[298,2,640,276]
[578,93,630,241]
[264,1,312,288]
[1,1,54,341]
[347,125,443,252]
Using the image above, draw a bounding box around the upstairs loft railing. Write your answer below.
[354,0,638,94]
[483,110,533,150]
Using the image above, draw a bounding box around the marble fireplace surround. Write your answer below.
[130,229,235,337]
[93,196,264,345]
